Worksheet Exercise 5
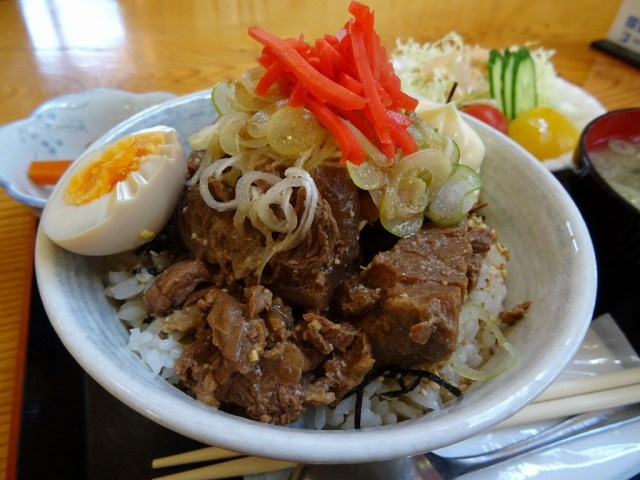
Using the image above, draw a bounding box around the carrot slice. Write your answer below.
[338,72,363,94]
[255,61,283,95]
[378,46,419,111]
[317,37,356,78]
[340,109,377,143]
[248,26,367,111]
[28,160,72,185]
[313,40,336,80]
[348,2,378,76]
[349,21,391,149]
[306,98,365,165]
[386,110,419,155]
[288,82,307,107]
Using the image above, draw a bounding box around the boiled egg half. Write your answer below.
[41,126,187,256]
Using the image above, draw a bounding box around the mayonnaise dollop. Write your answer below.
[415,100,485,172]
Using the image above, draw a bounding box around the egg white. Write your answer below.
[41,126,187,256]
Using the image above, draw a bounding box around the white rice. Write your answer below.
[103,232,511,430]
[103,251,185,383]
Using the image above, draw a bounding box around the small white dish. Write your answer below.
[0,88,177,211]
[35,91,597,464]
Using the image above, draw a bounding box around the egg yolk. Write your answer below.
[508,106,579,161]
[65,132,164,205]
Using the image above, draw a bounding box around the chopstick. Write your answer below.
[533,366,640,403]
[498,375,640,428]
[151,367,640,479]
[152,446,243,468]
[152,449,296,480]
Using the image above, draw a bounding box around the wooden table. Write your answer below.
[0,0,638,477]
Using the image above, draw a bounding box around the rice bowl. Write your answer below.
[35,90,596,463]
[103,214,511,430]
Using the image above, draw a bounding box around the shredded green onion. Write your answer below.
[449,303,520,382]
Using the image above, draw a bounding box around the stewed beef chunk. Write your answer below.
[336,222,473,368]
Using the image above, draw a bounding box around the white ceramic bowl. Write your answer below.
[0,89,176,211]
[34,91,597,464]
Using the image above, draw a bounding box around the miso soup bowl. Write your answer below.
[572,108,640,270]
[34,91,597,464]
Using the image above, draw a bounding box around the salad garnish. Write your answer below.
[392,33,583,162]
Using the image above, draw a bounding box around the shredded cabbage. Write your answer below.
[392,32,491,104]
[392,32,558,108]
[528,46,558,107]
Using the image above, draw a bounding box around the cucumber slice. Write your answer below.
[486,47,538,121]
[488,49,504,112]
[211,80,235,115]
[512,48,537,119]
[426,164,482,226]
[501,49,517,121]
[346,159,386,191]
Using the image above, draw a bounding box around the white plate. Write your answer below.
[0,89,177,211]
[542,77,606,171]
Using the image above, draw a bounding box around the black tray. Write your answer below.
[17,283,210,480]
[16,171,640,479]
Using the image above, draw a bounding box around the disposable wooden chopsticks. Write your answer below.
[151,366,640,479]
[533,366,640,403]
[498,382,640,428]
[152,446,242,469]
[497,367,640,428]
[152,447,296,480]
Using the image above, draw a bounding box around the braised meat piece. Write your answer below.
[174,186,268,285]
[143,259,211,315]
[173,285,373,425]
[149,151,512,425]
[262,164,363,310]
[175,163,363,311]
[310,163,361,265]
[499,301,531,325]
[336,222,473,368]
[261,193,344,310]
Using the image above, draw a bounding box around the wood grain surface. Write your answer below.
[0,0,638,477]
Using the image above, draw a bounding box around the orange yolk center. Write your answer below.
[65,132,163,205]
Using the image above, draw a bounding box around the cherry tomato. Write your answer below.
[461,104,508,134]
[508,106,579,161]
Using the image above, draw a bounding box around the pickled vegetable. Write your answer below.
[426,164,482,225]
[266,106,325,156]
[218,111,250,155]
[364,148,454,236]
[200,3,486,240]
[212,80,235,115]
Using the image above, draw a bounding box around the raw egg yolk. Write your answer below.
[65,132,164,205]
[508,106,579,161]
